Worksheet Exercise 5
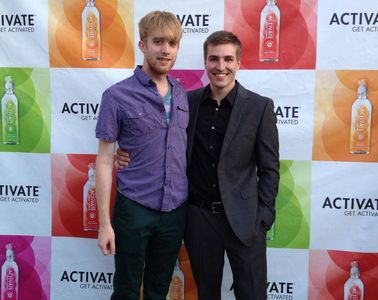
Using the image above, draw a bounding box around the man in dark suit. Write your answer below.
[116,30,279,299]
[184,30,279,300]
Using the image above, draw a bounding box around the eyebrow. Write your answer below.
[208,55,235,60]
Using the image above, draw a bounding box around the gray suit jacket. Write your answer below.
[187,83,280,246]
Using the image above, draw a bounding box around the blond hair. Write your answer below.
[139,11,182,44]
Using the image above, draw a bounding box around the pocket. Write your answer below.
[176,104,189,129]
[123,104,158,136]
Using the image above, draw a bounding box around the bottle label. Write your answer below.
[84,187,98,230]
[260,12,279,60]
[83,12,100,59]
[3,99,18,142]
[347,284,362,300]
[3,267,17,300]
[168,275,184,300]
[86,13,99,49]
[350,104,370,151]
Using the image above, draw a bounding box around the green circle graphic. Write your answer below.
[0,68,50,153]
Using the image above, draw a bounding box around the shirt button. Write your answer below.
[212,184,217,188]
[210,145,214,149]
[212,163,216,167]
[211,126,215,130]
[215,108,219,111]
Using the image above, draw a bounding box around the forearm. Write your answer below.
[95,143,115,228]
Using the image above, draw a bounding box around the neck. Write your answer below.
[158,80,170,97]
[210,81,236,102]
[155,78,169,97]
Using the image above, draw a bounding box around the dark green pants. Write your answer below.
[111,192,187,300]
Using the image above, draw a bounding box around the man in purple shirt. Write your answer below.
[95,11,188,300]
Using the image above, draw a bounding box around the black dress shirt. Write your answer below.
[189,83,238,204]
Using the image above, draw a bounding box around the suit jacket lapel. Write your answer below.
[187,88,204,167]
[220,85,249,158]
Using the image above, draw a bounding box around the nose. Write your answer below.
[161,41,170,54]
[216,58,225,70]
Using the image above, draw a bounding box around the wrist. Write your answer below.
[99,222,112,229]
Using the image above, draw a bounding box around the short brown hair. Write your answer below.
[139,11,182,44]
[203,31,242,61]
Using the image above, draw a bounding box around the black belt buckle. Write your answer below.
[211,202,223,213]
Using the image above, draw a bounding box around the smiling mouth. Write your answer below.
[158,57,171,63]
[214,73,227,77]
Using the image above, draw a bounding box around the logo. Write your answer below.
[267,281,294,300]
[0,184,40,203]
[0,14,36,33]
[176,14,211,34]
[60,270,113,290]
[61,102,99,121]
[274,105,301,125]
[322,196,378,217]
[328,12,378,33]
[5,268,16,295]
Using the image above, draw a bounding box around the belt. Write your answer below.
[189,197,224,213]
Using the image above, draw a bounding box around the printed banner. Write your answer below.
[309,250,378,299]
[0,153,51,236]
[0,235,51,300]
[0,0,377,299]
[48,0,134,68]
[317,0,378,69]
[225,0,317,69]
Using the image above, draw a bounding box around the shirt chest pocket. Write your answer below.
[123,104,159,136]
[176,104,189,129]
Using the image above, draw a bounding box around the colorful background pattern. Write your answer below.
[0,0,377,299]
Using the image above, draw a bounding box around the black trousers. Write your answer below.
[111,192,187,300]
[184,204,267,300]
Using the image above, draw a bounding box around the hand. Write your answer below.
[261,221,269,231]
[97,224,116,256]
[115,148,130,169]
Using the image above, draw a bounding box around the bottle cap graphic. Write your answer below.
[5,243,15,257]
[350,260,360,276]
[357,79,367,95]
[4,75,14,90]
[88,162,95,176]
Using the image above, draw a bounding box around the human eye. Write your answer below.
[169,40,177,47]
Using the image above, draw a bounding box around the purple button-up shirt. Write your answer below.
[96,66,189,212]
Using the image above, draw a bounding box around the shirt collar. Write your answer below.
[134,65,151,86]
[203,81,239,106]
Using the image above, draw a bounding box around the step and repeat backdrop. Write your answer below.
[0,0,378,299]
